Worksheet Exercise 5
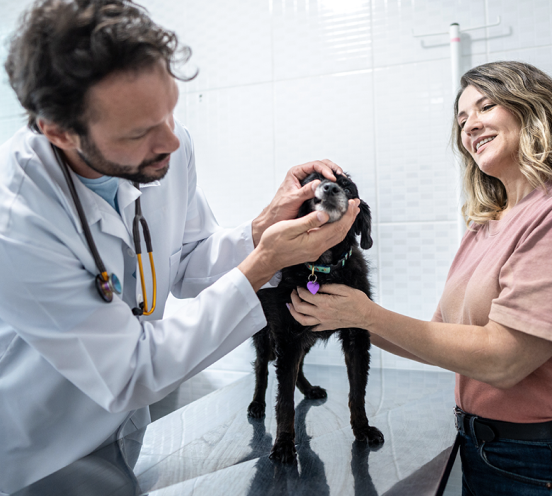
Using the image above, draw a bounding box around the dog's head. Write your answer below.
[298,172,373,250]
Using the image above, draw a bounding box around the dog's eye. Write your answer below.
[344,188,351,196]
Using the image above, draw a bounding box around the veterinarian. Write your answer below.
[0,0,361,493]
[289,61,552,496]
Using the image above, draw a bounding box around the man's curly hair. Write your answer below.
[5,0,194,135]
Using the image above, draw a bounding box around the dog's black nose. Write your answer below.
[322,183,340,195]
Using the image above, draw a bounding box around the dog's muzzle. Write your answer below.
[313,180,349,223]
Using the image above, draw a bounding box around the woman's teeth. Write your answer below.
[476,136,495,151]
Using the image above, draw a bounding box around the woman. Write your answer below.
[288,61,552,496]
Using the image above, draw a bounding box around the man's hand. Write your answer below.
[239,198,359,292]
[251,159,343,246]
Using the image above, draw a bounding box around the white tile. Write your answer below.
[273,70,377,213]
[0,0,35,29]
[374,59,459,223]
[176,82,275,228]
[378,222,458,321]
[487,0,552,53]
[146,0,273,92]
[372,0,488,68]
[487,46,552,78]
[272,0,372,80]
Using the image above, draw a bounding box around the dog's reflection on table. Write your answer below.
[242,398,379,496]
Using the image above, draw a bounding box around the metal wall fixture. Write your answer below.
[413,17,502,243]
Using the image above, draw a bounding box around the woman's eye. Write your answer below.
[482,103,496,112]
[459,120,466,129]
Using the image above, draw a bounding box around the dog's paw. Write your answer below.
[247,400,266,419]
[353,424,384,446]
[269,436,297,463]
[304,386,327,400]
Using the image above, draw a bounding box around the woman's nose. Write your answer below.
[463,113,481,135]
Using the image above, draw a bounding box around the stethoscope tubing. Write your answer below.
[53,145,109,281]
[52,145,156,314]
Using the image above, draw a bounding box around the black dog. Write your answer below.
[248,172,384,463]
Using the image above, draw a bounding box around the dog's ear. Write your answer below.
[354,200,373,249]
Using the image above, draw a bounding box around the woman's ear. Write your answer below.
[354,200,373,250]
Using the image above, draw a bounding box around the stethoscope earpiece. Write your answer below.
[95,273,122,303]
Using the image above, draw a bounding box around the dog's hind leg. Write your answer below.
[296,354,327,399]
[248,330,272,419]
[270,342,304,463]
[340,330,384,446]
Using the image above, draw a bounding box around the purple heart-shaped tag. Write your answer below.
[307,281,320,295]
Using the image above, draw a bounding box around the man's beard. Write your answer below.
[77,134,170,184]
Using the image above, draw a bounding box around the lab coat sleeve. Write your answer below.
[163,122,280,299]
[0,217,266,413]
[170,186,257,298]
[166,125,257,298]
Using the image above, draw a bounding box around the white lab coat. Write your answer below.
[0,123,267,493]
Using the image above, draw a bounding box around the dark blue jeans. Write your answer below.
[459,429,552,495]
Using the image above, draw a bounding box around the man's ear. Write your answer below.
[37,119,80,150]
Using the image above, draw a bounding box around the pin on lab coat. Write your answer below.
[0,123,267,493]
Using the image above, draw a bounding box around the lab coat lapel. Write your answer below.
[118,180,141,236]
[117,180,161,235]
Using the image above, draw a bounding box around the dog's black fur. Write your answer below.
[248,172,384,463]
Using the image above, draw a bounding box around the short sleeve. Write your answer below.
[489,212,552,341]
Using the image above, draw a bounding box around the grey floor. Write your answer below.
[151,367,463,496]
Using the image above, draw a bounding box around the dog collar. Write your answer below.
[305,249,353,295]
[305,248,353,274]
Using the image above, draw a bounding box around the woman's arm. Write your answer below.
[368,334,430,364]
[288,284,552,389]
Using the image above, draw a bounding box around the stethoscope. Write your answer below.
[52,145,157,316]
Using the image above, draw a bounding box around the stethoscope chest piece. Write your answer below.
[95,273,122,303]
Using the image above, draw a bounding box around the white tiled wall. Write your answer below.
[2,0,552,373]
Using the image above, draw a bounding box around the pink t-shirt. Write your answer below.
[433,183,552,422]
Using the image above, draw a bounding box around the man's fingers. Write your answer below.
[307,199,359,245]
[292,160,342,182]
[294,179,320,202]
[289,210,329,235]
[317,159,343,178]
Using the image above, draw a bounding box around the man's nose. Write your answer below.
[153,118,180,154]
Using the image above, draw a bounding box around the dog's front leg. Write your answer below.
[270,343,304,463]
[248,330,271,418]
[341,329,384,446]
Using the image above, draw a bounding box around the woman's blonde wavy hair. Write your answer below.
[453,61,552,225]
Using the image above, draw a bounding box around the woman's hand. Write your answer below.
[288,284,374,332]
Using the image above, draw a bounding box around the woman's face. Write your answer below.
[457,85,521,180]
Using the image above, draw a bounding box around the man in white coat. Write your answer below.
[0,0,360,493]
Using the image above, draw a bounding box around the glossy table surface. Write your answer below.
[14,365,457,496]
